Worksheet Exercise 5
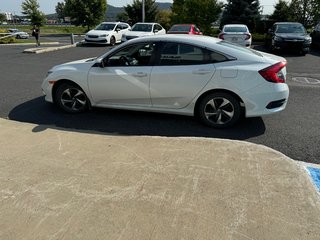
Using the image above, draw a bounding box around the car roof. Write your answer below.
[100,22,122,24]
[124,34,221,46]
[223,24,248,27]
[274,22,302,25]
[172,24,195,26]
[134,22,158,25]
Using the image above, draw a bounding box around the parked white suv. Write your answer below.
[85,22,131,45]
[121,22,166,42]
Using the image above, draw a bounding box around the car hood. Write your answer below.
[86,30,113,35]
[51,58,97,71]
[124,31,153,37]
[275,33,309,39]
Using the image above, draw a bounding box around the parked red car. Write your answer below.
[167,24,203,35]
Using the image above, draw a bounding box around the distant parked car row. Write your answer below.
[83,20,320,56]
[84,22,205,45]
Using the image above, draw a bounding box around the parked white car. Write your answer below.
[84,22,131,45]
[42,35,289,128]
[8,29,29,39]
[218,24,252,47]
[121,22,166,42]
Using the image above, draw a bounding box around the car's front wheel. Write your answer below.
[110,36,116,46]
[55,83,88,113]
[198,92,241,128]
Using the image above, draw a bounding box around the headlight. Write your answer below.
[274,36,283,41]
[305,37,312,44]
[100,34,108,37]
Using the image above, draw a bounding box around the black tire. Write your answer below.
[16,35,21,39]
[110,36,116,46]
[198,92,241,128]
[55,83,88,113]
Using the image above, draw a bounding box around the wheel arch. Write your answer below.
[52,79,92,109]
[194,89,245,117]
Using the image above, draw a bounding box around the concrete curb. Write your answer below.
[0,118,319,239]
[23,43,77,54]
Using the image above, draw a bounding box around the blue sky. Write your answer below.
[1,0,275,15]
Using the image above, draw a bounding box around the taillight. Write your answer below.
[259,61,287,83]
[218,34,224,40]
[245,34,251,40]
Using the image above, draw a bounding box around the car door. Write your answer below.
[88,42,158,107]
[116,24,129,42]
[150,42,217,109]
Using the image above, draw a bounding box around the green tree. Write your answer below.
[0,13,6,23]
[21,0,46,26]
[288,0,319,26]
[220,0,261,31]
[64,0,107,30]
[116,12,130,22]
[55,1,66,22]
[124,0,159,24]
[269,0,290,22]
[156,9,172,30]
[313,0,320,24]
[171,0,223,35]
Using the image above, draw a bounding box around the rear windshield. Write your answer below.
[275,24,306,34]
[132,24,153,32]
[224,26,247,32]
[169,25,191,32]
[95,23,116,31]
[217,41,263,57]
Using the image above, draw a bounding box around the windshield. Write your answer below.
[95,23,116,31]
[169,25,191,32]
[224,26,247,33]
[132,24,153,32]
[275,24,306,34]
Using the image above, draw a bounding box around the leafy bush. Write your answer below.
[0,36,17,44]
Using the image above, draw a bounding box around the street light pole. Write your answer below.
[142,0,145,22]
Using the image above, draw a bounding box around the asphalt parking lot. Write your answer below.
[0,42,319,164]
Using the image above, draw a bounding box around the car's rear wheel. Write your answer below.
[110,36,116,46]
[55,83,88,113]
[198,92,241,128]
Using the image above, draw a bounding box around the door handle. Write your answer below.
[133,72,148,77]
[192,69,212,75]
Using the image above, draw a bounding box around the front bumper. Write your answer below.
[274,40,310,51]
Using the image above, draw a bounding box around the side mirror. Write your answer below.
[268,29,273,34]
[116,28,121,32]
[154,29,159,34]
[95,59,106,68]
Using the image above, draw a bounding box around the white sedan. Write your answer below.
[84,22,131,45]
[121,22,166,42]
[42,35,289,128]
[218,24,252,47]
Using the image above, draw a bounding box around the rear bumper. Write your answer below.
[243,83,289,117]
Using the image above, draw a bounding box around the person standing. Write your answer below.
[32,26,40,47]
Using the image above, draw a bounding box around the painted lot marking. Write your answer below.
[292,77,320,85]
[307,167,320,192]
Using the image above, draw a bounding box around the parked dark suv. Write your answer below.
[265,22,312,55]
[311,22,320,48]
